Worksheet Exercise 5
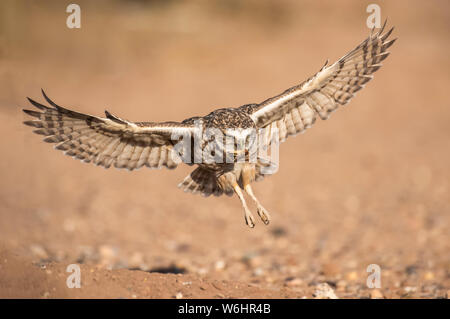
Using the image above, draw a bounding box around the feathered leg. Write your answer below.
[233,184,255,228]
[240,163,271,225]
[218,170,256,228]
[244,184,271,225]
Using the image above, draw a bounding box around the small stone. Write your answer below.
[270,226,287,237]
[346,271,358,281]
[215,260,226,271]
[139,264,150,272]
[175,292,183,299]
[197,267,208,275]
[370,289,384,299]
[253,267,264,276]
[241,252,262,268]
[30,244,48,260]
[404,286,417,293]
[99,245,117,259]
[313,283,338,299]
[128,252,144,269]
[424,271,435,281]
[405,265,418,275]
[98,245,118,267]
[285,277,303,287]
[166,241,190,252]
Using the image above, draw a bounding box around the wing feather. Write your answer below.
[251,22,396,142]
[23,90,195,170]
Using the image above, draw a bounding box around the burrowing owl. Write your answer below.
[23,23,395,228]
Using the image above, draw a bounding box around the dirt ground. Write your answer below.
[0,0,449,299]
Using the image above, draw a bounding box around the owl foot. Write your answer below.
[257,206,271,225]
[245,210,256,228]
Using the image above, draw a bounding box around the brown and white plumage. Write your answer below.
[23,23,396,228]
[24,90,194,171]
[252,22,396,144]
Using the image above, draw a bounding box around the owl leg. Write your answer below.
[244,184,271,225]
[233,184,255,228]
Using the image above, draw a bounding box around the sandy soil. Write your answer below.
[0,0,449,299]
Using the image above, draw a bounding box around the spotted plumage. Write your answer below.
[23,23,396,227]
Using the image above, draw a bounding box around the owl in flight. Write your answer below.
[23,23,395,228]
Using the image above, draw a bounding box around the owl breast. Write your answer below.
[180,107,258,172]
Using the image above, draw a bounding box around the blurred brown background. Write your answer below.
[0,0,449,298]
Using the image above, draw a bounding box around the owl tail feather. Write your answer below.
[178,167,230,197]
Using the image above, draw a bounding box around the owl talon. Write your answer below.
[245,212,256,228]
[257,206,271,225]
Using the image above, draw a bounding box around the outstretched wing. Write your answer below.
[23,90,195,170]
[251,22,396,143]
